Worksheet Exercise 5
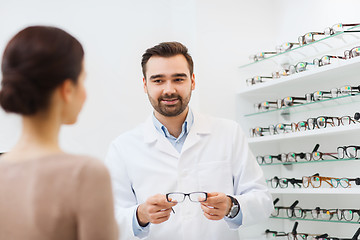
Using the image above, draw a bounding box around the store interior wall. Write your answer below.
[0,0,280,159]
[1,0,357,158]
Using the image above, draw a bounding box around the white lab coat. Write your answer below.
[105,111,273,240]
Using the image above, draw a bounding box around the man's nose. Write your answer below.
[163,81,176,94]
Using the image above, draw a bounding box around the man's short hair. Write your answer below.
[141,41,194,78]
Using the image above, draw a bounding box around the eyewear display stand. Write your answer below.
[236,27,360,239]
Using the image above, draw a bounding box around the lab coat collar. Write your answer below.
[143,109,212,144]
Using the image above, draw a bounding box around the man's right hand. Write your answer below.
[136,194,177,226]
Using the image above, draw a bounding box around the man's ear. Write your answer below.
[191,73,195,90]
[59,79,74,103]
[143,77,148,93]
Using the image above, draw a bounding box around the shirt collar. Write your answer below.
[152,108,194,139]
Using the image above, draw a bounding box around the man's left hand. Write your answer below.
[200,192,232,220]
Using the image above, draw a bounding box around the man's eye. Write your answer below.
[153,80,162,83]
[175,78,184,82]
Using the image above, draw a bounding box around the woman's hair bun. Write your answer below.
[0,72,41,115]
[0,26,84,116]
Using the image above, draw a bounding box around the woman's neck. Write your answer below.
[7,111,63,161]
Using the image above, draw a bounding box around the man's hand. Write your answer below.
[200,192,232,220]
[137,194,177,226]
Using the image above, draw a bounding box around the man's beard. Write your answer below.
[148,93,191,117]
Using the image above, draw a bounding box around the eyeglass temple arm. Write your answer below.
[354,112,360,121]
[316,233,329,239]
[265,229,277,234]
[352,227,360,240]
[350,178,360,185]
[343,23,360,27]
[344,30,360,33]
[312,144,320,152]
[289,200,299,209]
[291,221,299,235]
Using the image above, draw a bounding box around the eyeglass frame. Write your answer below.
[165,191,208,203]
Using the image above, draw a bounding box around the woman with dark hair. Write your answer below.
[0,26,118,240]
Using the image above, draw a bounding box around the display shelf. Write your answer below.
[270,216,360,225]
[239,24,360,69]
[245,93,360,117]
[237,56,360,96]
[248,124,360,145]
[269,188,360,195]
[259,158,359,166]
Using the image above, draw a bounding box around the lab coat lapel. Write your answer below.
[181,111,212,153]
[143,116,180,158]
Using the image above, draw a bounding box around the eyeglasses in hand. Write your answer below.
[166,192,208,203]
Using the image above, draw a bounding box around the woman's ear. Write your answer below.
[58,79,75,103]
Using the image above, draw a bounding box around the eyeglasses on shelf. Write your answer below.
[313,55,346,67]
[257,144,320,165]
[298,32,325,46]
[324,23,360,36]
[272,199,299,217]
[267,176,302,188]
[302,173,360,188]
[249,51,277,62]
[246,75,273,86]
[275,42,300,53]
[337,146,360,159]
[344,46,360,59]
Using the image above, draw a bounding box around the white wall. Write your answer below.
[0,0,200,159]
[0,0,279,159]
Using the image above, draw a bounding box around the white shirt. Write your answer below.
[105,110,273,240]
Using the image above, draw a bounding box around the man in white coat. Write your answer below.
[105,42,273,240]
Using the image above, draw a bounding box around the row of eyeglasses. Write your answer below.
[265,221,360,240]
[249,23,360,62]
[254,85,360,113]
[267,173,360,189]
[249,113,360,138]
[256,144,359,165]
[272,198,360,222]
[246,46,360,86]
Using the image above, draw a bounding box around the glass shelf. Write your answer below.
[269,188,360,195]
[248,124,360,145]
[270,216,360,224]
[244,93,360,117]
[259,158,359,166]
[239,24,360,69]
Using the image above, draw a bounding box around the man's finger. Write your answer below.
[201,204,222,216]
[205,193,225,204]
